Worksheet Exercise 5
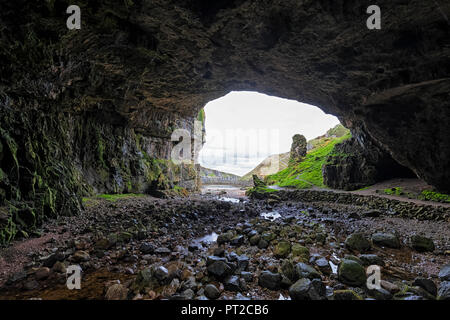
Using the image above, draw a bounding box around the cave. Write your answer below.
[0,0,449,304]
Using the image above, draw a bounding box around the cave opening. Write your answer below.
[198,91,342,183]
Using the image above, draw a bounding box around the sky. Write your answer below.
[198,91,341,176]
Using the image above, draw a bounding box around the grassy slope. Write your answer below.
[266,133,351,189]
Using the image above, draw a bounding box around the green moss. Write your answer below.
[96,193,146,202]
[382,187,404,196]
[419,190,450,203]
[266,133,351,189]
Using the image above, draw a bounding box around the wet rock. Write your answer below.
[213,247,225,257]
[24,280,39,291]
[162,278,180,297]
[439,264,450,281]
[258,271,282,290]
[413,278,437,296]
[369,287,392,300]
[236,255,249,272]
[181,276,197,291]
[72,250,90,262]
[315,258,332,275]
[207,261,233,279]
[105,283,128,300]
[289,278,321,300]
[240,271,253,283]
[273,241,291,258]
[344,254,363,265]
[345,233,371,252]
[249,235,261,246]
[380,280,400,294]
[217,231,234,245]
[438,281,450,300]
[257,239,269,249]
[139,242,155,254]
[295,263,321,280]
[154,266,169,282]
[204,284,220,299]
[411,235,435,252]
[371,233,400,249]
[359,254,385,266]
[52,261,66,273]
[224,275,241,292]
[281,260,296,281]
[35,267,51,280]
[230,235,244,246]
[132,268,157,292]
[333,290,363,300]
[42,252,65,268]
[338,259,366,286]
[261,231,276,242]
[94,238,111,250]
[181,289,195,300]
[291,244,309,261]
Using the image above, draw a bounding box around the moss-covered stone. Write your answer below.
[274,241,291,258]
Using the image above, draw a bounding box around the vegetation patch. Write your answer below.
[96,193,146,202]
[418,190,450,203]
[266,133,351,189]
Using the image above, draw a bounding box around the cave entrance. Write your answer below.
[197,91,342,186]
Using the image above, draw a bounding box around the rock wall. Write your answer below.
[1,0,449,241]
[323,135,416,190]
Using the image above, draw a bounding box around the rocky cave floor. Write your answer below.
[0,189,449,300]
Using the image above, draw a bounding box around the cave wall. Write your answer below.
[1,0,449,242]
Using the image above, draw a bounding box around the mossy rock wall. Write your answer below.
[0,107,198,245]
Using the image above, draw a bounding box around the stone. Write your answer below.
[369,288,392,300]
[132,268,157,292]
[236,255,249,272]
[24,280,39,291]
[249,235,261,246]
[291,244,310,261]
[438,281,450,300]
[295,263,321,280]
[105,283,128,300]
[42,252,65,268]
[439,264,450,281]
[413,278,437,296]
[358,254,385,266]
[372,233,401,248]
[315,258,332,275]
[363,210,382,217]
[217,231,234,245]
[204,284,220,300]
[240,271,253,283]
[288,278,311,300]
[258,271,282,290]
[224,275,241,292]
[181,289,195,300]
[154,266,169,282]
[35,267,51,280]
[52,261,66,273]
[380,280,400,294]
[257,239,269,249]
[411,235,435,252]
[281,260,296,281]
[273,241,291,258]
[338,259,366,287]
[289,134,307,164]
[230,235,244,246]
[345,233,371,252]
[207,261,233,279]
[333,290,363,300]
[72,250,90,262]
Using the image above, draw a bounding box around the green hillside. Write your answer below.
[266,133,351,189]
